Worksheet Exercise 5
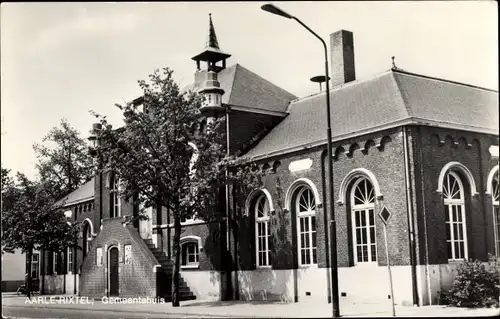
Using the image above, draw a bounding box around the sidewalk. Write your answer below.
[2,294,500,318]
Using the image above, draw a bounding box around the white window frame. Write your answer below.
[351,177,377,266]
[31,252,40,280]
[67,247,73,274]
[490,170,499,257]
[255,194,271,268]
[180,241,199,269]
[111,176,121,218]
[296,187,317,267]
[443,171,468,261]
[53,251,58,274]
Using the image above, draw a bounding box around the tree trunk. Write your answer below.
[171,216,181,307]
[27,247,33,299]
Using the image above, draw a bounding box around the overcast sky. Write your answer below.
[1,1,498,180]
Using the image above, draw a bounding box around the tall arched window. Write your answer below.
[296,187,317,266]
[351,177,377,264]
[255,194,271,267]
[491,170,499,256]
[110,175,121,218]
[82,222,92,257]
[443,171,468,260]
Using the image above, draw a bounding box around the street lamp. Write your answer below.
[261,4,340,317]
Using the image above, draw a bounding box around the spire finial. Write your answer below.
[206,13,220,49]
[392,56,397,69]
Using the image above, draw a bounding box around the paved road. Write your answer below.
[2,306,212,319]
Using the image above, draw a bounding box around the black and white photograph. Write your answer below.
[1,1,498,318]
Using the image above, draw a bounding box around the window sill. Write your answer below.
[298,264,318,269]
[353,262,378,267]
[447,259,466,263]
[181,264,199,270]
[256,265,272,270]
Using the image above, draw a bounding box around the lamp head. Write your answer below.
[261,3,293,19]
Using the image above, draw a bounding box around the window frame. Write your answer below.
[491,171,499,257]
[443,171,468,261]
[110,175,121,218]
[52,251,58,274]
[296,187,317,267]
[31,252,40,280]
[350,177,377,266]
[180,241,200,269]
[67,247,73,274]
[255,194,271,268]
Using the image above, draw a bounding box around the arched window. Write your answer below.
[491,169,499,256]
[82,221,92,257]
[351,177,377,264]
[443,171,468,260]
[255,194,271,267]
[296,187,317,266]
[181,241,199,268]
[110,175,121,218]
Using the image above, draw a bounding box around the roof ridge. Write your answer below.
[230,63,297,98]
[391,71,413,118]
[289,69,395,106]
[392,68,498,93]
[226,63,239,105]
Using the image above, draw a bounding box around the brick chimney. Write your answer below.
[330,30,356,87]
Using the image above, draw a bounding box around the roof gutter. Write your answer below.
[241,117,499,163]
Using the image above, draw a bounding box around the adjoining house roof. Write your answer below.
[181,63,297,113]
[54,178,95,207]
[243,69,499,160]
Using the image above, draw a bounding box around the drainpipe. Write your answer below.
[475,139,489,256]
[417,127,432,305]
[320,150,332,303]
[402,126,419,305]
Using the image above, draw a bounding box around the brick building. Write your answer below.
[38,15,499,306]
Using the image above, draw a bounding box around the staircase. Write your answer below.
[143,239,196,301]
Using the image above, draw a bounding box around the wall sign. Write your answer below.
[288,158,313,172]
[124,245,132,265]
[96,248,102,266]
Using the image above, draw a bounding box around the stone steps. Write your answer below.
[143,238,195,301]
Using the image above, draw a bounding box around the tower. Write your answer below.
[192,13,230,120]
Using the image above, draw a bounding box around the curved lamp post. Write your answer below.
[261,4,340,317]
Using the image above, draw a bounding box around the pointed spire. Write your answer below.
[191,13,231,72]
[206,13,220,49]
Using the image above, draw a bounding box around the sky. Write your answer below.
[1,1,498,180]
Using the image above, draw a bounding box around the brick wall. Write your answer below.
[79,218,158,298]
[232,127,411,272]
[410,126,498,265]
[161,222,224,271]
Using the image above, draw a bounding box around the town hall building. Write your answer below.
[33,14,499,307]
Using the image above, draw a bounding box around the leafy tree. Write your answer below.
[33,119,94,200]
[443,256,500,308]
[1,165,14,192]
[92,67,262,306]
[1,173,80,298]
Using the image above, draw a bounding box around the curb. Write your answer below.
[3,304,277,318]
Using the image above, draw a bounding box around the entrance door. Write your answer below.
[109,247,119,296]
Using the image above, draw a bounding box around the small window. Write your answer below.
[110,175,121,218]
[31,253,40,280]
[67,248,73,274]
[181,242,199,268]
[52,251,58,274]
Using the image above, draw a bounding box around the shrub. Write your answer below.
[445,256,500,308]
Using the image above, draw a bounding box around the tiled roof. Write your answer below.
[55,178,95,207]
[181,63,297,113]
[244,69,499,159]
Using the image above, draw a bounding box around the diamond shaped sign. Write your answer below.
[379,206,392,225]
